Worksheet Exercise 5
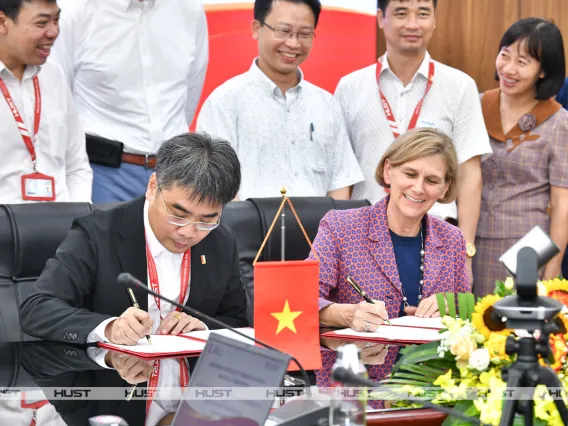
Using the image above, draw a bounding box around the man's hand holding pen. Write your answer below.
[104,352,154,384]
[104,307,153,345]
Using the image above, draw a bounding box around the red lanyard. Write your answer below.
[0,76,41,170]
[375,56,435,138]
[20,392,49,426]
[146,359,190,415]
[145,243,191,319]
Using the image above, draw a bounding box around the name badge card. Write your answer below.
[21,172,55,201]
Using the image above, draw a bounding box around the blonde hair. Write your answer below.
[375,128,458,204]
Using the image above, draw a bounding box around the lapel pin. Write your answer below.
[200,255,207,265]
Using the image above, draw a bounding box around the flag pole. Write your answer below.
[280,187,286,261]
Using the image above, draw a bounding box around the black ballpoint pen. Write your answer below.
[346,275,391,325]
[126,288,153,345]
[125,288,152,402]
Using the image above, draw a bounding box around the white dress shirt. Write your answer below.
[335,52,492,219]
[87,201,194,425]
[0,61,92,203]
[50,0,209,154]
[197,59,364,200]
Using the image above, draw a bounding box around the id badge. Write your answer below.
[21,391,49,409]
[21,172,55,201]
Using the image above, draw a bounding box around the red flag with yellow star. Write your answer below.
[254,260,321,371]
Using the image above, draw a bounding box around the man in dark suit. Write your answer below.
[20,132,249,346]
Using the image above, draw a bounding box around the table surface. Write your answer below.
[1,334,448,426]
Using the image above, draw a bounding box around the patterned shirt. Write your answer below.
[334,52,492,219]
[477,89,568,239]
[196,59,363,200]
[308,196,470,320]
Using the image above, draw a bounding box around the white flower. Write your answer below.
[468,348,490,371]
[504,276,514,290]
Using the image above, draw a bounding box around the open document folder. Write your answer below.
[321,316,444,344]
[97,327,255,359]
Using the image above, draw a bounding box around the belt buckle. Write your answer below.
[144,154,149,170]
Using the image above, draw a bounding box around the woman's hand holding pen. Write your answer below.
[105,307,154,345]
[350,300,389,332]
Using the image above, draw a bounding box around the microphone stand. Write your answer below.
[280,187,286,261]
[118,273,312,394]
[332,367,486,426]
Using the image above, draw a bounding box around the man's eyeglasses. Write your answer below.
[158,187,220,231]
[260,21,316,43]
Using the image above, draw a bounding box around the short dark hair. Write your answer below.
[496,18,566,100]
[378,0,438,13]
[0,0,56,21]
[156,133,241,207]
[254,0,321,29]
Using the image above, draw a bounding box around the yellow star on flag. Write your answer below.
[271,300,303,334]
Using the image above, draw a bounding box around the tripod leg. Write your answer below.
[536,368,568,425]
[500,368,524,426]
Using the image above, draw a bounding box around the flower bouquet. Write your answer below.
[376,278,568,426]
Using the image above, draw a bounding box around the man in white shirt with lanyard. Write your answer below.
[0,0,92,204]
[335,0,492,282]
[197,0,363,200]
[20,132,249,425]
[49,0,209,203]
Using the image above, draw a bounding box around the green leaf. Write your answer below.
[397,363,447,378]
[391,372,434,382]
[441,400,479,426]
[379,378,433,386]
[437,293,447,317]
[446,292,457,318]
[466,293,475,321]
[458,293,467,320]
[392,341,442,374]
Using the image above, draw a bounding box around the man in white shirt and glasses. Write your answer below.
[0,0,92,204]
[50,0,209,203]
[197,0,363,200]
[335,0,492,283]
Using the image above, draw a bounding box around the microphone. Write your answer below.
[117,272,312,393]
[331,367,486,426]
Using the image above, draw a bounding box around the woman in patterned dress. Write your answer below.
[309,128,470,332]
[473,18,568,298]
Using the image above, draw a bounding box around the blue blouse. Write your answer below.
[389,229,422,315]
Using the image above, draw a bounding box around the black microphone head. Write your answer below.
[117,272,134,288]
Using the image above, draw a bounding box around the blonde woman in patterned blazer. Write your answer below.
[309,128,470,333]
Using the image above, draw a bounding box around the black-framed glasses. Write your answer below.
[158,187,220,231]
[260,20,316,43]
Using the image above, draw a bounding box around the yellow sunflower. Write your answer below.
[533,313,568,371]
[541,278,568,308]
[472,294,512,340]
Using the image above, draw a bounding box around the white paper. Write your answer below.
[385,316,444,329]
[100,327,255,356]
[330,326,442,342]
[185,327,255,345]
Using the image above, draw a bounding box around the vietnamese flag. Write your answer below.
[254,260,321,371]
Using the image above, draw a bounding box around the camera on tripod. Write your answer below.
[489,227,566,426]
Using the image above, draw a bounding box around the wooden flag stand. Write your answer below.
[253,189,322,371]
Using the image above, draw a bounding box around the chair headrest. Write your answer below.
[0,203,93,279]
[247,197,370,261]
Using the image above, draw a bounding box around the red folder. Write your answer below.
[97,328,254,360]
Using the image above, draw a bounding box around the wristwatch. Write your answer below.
[466,242,477,258]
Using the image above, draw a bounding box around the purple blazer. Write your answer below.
[309,197,470,319]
